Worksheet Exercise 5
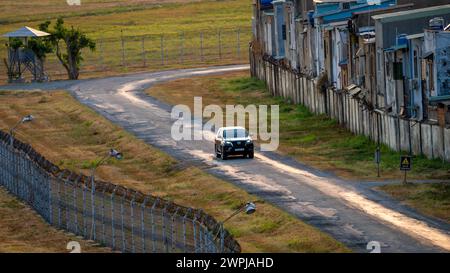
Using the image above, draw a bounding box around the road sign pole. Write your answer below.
[375,147,381,178]
[377,161,380,178]
[400,156,411,185]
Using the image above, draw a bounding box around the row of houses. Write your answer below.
[250,0,450,161]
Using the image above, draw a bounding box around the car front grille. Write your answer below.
[232,141,246,148]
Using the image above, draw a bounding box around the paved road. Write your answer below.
[2,65,450,253]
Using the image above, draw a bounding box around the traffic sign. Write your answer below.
[400,156,412,171]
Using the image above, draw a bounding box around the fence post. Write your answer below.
[121,30,126,67]
[90,178,96,241]
[65,177,70,230]
[218,29,222,60]
[101,187,107,245]
[121,189,129,252]
[17,152,22,198]
[73,177,79,235]
[200,32,204,62]
[199,220,203,253]
[130,192,137,253]
[48,174,53,225]
[57,173,63,228]
[171,207,180,252]
[162,202,170,253]
[99,38,105,71]
[141,197,149,253]
[160,35,165,66]
[180,32,185,64]
[82,181,87,237]
[29,160,36,207]
[111,185,119,250]
[5,145,10,191]
[237,27,241,59]
[183,209,191,253]
[16,151,21,197]
[151,198,159,253]
[8,145,12,191]
[13,148,18,195]
[141,36,146,67]
[193,210,202,253]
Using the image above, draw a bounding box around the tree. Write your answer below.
[27,37,53,61]
[39,18,95,80]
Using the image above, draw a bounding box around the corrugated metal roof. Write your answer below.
[3,26,50,38]
[372,4,450,23]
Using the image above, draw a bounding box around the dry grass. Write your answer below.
[0,0,252,82]
[0,90,348,253]
[378,183,450,224]
[145,71,450,224]
[0,187,110,253]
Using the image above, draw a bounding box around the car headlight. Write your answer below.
[224,141,233,146]
[246,139,252,144]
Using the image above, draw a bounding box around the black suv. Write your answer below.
[215,127,254,159]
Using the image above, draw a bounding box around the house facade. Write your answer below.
[250,0,450,161]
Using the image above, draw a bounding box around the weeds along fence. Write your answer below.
[250,51,450,162]
[0,27,251,82]
[0,130,240,253]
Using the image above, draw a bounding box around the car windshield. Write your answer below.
[223,128,248,139]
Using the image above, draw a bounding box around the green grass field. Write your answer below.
[378,183,450,224]
[0,0,252,81]
[0,0,251,37]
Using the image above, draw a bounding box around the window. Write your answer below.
[393,62,403,80]
[223,128,248,139]
[342,3,350,10]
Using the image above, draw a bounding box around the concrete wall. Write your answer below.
[250,51,450,162]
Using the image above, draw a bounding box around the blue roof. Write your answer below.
[314,0,397,23]
[260,0,273,8]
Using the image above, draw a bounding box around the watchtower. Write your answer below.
[3,26,51,83]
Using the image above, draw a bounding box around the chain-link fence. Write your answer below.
[0,27,251,82]
[0,130,241,253]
